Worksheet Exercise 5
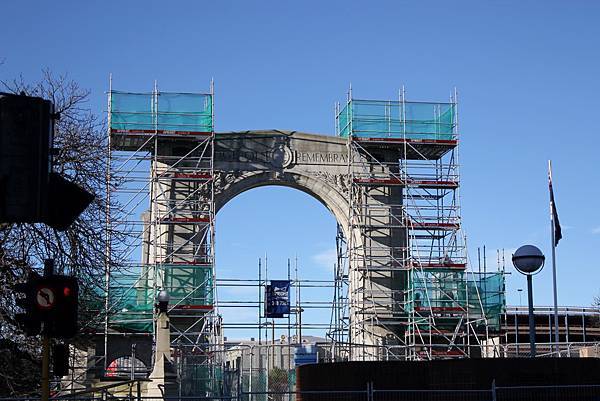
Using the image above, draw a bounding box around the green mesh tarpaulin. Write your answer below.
[163,264,214,307]
[338,103,351,137]
[180,362,224,396]
[157,93,212,132]
[337,99,455,140]
[407,270,506,332]
[108,270,154,332]
[110,91,213,133]
[410,271,467,311]
[110,92,154,132]
[108,263,214,332]
[467,272,506,331]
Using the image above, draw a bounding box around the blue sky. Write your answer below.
[2,1,600,338]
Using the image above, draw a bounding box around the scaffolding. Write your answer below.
[327,224,350,359]
[336,87,505,360]
[106,80,223,395]
[218,256,339,399]
[45,79,600,396]
[97,81,510,394]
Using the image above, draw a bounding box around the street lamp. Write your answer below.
[517,288,523,307]
[157,290,170,313]
[512,245,545,357]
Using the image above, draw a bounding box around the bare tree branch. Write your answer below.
[0,70,130,396]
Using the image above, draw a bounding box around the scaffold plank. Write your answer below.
[352,177,459,188]
[159,216,211,224]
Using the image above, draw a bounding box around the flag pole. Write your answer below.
[548,160,560,353]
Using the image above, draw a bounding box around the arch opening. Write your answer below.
[215,184,343,342]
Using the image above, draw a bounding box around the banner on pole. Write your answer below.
[265,280,290,318]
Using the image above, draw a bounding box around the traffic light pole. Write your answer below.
[41,334,50,401]
[14,258,79,398]
[41,259,53,401]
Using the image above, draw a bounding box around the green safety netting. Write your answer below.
[163,264,214,307]
[108,270,154,332]
[409,270,506,331]
[411,272,466,310]
[467,272,506,331]
[110,91,213,133]
[338,99,455,140]
[108,264,214,333]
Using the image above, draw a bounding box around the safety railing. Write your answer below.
[337,99,456,140]
[110,91,213,135]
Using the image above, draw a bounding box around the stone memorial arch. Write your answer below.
[104,88,479,383]
[213,130,405,353]
[105,128,405,370]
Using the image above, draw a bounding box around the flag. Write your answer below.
[548,161,562,246]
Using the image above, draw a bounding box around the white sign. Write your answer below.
[36,287,55,309]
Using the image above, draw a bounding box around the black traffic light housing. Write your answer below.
[0,93,52,223]
[0,92,94,230]
[13,272,79,338]
[44,275,79,338]
[14,273,42,336]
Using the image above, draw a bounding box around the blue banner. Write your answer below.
[265,280,290,318]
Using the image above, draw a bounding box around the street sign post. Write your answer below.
[13,259,79,401]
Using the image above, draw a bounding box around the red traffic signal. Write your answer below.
[44,276,79,338]
[13,274,79,338]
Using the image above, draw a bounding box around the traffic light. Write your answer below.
[44,276,79,338]
[0,92,94,230]
[14,274,42,336]
[0,93,52,223]
[45,172,95,231]
[13,274,79,338]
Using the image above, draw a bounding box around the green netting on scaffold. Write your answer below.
[110,91,213,133]
[110,92,154,132]
[467,272,506,331]
[108,269,154,333]
[163,264,214,308]
[108,263,214,332]
[337,99,455,140]
[407,270,505,332]
[410,271,467,311]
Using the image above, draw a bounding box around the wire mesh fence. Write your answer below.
[4,384,600,401]
[50,341,600,395]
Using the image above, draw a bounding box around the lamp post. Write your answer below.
[512,245,545,357]
[157,290,170,313]
[517,288,523,308]
[147,290,173,398]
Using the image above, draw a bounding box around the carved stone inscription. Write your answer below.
[215,148,349,167]
[214,131,349,170]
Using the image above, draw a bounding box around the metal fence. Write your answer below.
[46,341,600,399]
[5,384,600,401]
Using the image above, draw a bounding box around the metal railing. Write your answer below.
[5,384,600,401]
